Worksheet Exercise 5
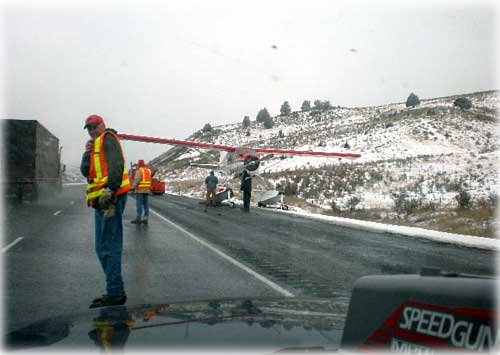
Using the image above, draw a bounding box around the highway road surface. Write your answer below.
[3,185,496,333]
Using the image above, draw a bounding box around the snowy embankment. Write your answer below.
[167,188,499,251]
[275,207,499,251]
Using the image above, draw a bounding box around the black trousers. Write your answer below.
[243,191,251,210]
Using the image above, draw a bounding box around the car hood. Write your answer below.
[6,297,346,351]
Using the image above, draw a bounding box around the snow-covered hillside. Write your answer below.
[152,91,498,235]
[62,165,85,184]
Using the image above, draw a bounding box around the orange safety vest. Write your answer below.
[95,323,113,351]
[86,131,131,206]
[137,167,152,191]
[93,319,134,350]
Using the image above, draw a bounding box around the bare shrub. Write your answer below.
[347,196,361,211]
[331,200,341,212]
[455,189,472,209]
[392,191,422,215]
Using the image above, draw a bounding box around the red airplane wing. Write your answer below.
[118,134,236,152]
[253,147,361,158]
[118,133,361,158]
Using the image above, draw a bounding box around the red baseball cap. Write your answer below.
[138,159,145,166]
[84,114,104,129]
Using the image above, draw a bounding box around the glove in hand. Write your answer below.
[103,204,116,219]
[98,189,117,209]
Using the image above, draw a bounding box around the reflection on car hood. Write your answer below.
[6,297,346,351]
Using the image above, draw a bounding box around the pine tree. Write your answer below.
[263,116,274,129]
[322,100,332,110]
[256,108,271,123]
[313,100,333,111]
[406,93,420,108]
[280,101,292,115]
[242,115,251,128]
[453,97,472,110]
[301,100,311,111]
[202,123,212,132]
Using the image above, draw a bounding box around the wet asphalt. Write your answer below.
[3,186,278,332]
[3,185,497,333]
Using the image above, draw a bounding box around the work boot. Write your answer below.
[142,219,148,225]
[131,218,140,224]
[92,294,107,303]
[89,294,127,308]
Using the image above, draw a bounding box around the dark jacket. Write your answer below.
[80,129,125,192]
[240,170,252,192]
[205,175,218,189]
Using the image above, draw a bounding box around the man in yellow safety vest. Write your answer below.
[131,160,152,225]
[80,114,131,308]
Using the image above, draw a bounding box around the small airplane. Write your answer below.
[118,133,362,178]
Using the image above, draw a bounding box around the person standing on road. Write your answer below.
[204,171,218,208]
[80,114,131,308]
[240,168,252,212]
[131,160,152,224]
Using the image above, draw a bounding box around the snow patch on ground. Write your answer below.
[276,208,499,251]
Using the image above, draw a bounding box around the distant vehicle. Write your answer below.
[1,119,63,202]
[5,269,496,352]
[128,162,166,195]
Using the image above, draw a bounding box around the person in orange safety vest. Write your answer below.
[131,160,152,225]
[80,114,130,308]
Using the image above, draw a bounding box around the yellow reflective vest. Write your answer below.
[86,131,131,206]
[137,167,152,192]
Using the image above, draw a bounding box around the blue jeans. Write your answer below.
[135,193,149,220]
[94,193,127,296]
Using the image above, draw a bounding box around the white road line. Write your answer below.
[150,209,295,298]
[2,237,24,253]
[54,210,62,216]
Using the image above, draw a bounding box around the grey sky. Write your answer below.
[2,0,498,167]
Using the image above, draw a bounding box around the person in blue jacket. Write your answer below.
[204,171,218,207]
